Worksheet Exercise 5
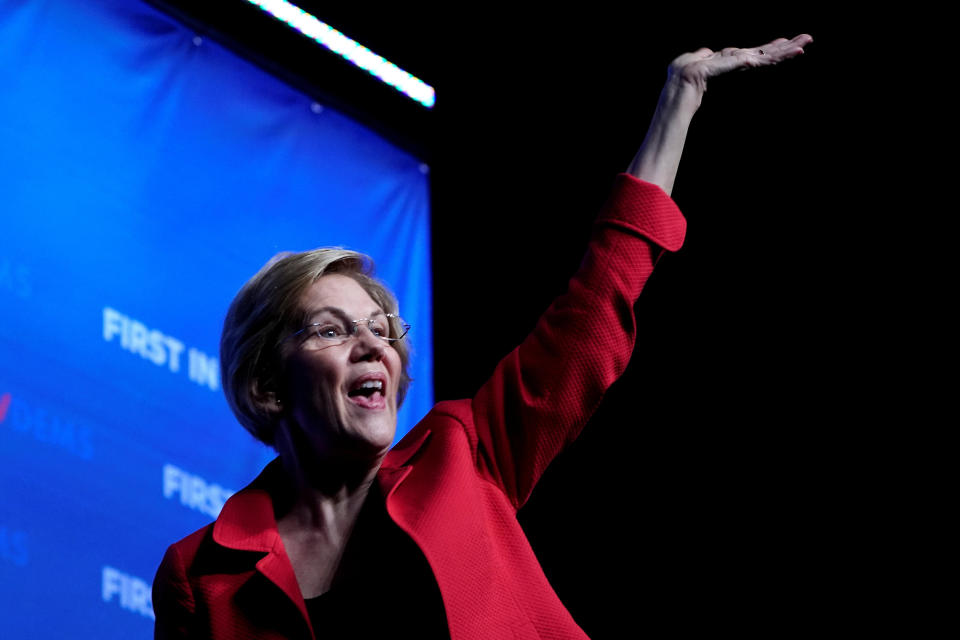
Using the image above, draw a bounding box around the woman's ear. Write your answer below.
[250,377,283,416]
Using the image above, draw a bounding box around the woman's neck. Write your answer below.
[270,418,387,530]
[271,453,382,599]
[275,447,381,531]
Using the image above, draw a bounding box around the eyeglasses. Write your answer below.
[284,313,410,346]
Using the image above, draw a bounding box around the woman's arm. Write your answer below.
[153,545,196,639]
[628,34,812,195]
[469,35,812,508]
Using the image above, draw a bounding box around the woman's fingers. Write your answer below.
[666,34,811,96]
[756,34,813,63]
[693,34,812,77]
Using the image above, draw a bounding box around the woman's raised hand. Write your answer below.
[669,34,813,94]
[627,34,812,194]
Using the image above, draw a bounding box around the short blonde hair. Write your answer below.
[220,248,412,447]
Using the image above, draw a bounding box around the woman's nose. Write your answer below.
[350,325,385,359]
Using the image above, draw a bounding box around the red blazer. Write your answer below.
[152,175,686,639]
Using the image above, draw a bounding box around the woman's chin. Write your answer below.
[338,419,396,459]
[344,404,396,446]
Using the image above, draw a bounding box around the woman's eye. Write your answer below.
[316,325,342,339]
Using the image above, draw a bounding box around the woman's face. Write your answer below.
[278,274,401,464]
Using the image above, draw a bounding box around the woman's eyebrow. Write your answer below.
[304,306,385,322]
[304,306,347,323]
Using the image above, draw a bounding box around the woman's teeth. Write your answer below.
[349,380,383,397]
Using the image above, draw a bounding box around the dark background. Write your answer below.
[148,3,864,635]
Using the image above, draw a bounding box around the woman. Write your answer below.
[153,34,812,639]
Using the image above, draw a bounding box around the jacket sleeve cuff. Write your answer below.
[595,173,687,252]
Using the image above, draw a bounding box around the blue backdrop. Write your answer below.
[0,1,433,636]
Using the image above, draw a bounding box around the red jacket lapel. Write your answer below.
[212,461,312,636]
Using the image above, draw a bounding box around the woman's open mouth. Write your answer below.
[347,375,386,409]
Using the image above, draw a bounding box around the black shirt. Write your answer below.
[304,485,450,639]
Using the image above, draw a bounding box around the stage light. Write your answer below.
[245,0,435,108]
